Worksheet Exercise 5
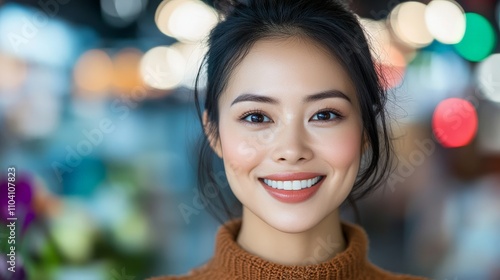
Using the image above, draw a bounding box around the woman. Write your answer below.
[150,0,427,278]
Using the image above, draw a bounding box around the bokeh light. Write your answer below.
[361,18,391,60]
[425,0,466,44]
[155,0,218,43]
[389,1,433,48]
[170,42,208,89]
[432,98,478,148]
[140,46,186,90]
[0,4,76,67]
[8,92,60,139]
[476,54,500,103]
[112,48,143,94]
[101,0,148,27]
[0,52,27,92]
[454,13,496,62]
[73,49,114,96]
[111,209,150,253]
[50,200,96,263]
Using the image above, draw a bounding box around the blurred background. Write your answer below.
[0,0,499,279]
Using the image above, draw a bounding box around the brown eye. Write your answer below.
[241,111,271,123]
[311,111,340,121]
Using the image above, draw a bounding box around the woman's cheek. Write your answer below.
[316,126,362,168]
[220,127,264,177]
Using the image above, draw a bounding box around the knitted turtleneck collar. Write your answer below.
[210,219,370,278]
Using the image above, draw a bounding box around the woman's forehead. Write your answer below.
[221,37,356,105]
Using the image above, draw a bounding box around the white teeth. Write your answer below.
[262,176,322,190]
[300,180,307,189]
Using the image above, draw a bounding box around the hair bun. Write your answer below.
[213,0,249,17]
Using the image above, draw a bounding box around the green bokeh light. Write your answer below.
[454,13,497,62]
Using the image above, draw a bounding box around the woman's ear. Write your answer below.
[203,110,223,158]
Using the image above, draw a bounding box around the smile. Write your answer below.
[262,176,323,190]
[258,174,326,203]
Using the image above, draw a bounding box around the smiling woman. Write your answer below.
[213,38,363,239]
[149,0,427,279]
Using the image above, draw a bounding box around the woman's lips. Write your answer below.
[259,176,325,203]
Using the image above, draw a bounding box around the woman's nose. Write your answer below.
[271,124,313,164]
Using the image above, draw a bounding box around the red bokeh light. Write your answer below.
[432,98,478,148]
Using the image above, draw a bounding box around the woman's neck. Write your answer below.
[236,207,346,265]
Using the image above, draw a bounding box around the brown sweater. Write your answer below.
[148,219,428,280]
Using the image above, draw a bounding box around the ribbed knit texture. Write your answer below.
[148,219,428,280]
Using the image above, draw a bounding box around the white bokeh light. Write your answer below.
[476,54,500,103]
[389,1,433,48]
[425,0,466,44]
[155,0,218,42]
[140,46,186,90]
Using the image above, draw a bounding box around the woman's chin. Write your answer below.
[261,212,326,234]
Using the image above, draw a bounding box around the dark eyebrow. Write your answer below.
[230,90,351,107]
[304,90,351,103]
[230,93,279,106]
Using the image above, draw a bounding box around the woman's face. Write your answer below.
[208,37,363,233]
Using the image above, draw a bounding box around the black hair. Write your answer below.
[192,0,394,224]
